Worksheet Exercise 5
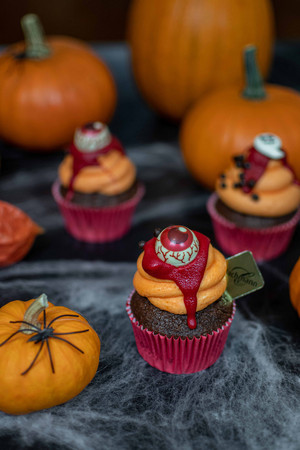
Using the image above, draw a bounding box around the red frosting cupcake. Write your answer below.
[207,133,300,261]
[52,122,144,243]
[127,225,235,374]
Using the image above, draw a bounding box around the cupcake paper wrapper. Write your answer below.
[52,180,145,243]
[126,291,236,374]
[207,193,300,262]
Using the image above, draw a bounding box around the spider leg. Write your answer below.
[51,335,85,354]
[46,339,55,374]
[9,320,40,331]
[0,329,33,346]
[47,314,79,328]
[53,329,89,336]
[21,341,44,376]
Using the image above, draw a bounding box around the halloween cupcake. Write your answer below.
[207,133,300,261]
[52,122,144,242]
[126,225,235,374]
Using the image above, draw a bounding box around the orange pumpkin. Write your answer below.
[0,200,42,267]
[0,14,117,151]
[128,0,274,119]
[0,294,100,414]
[180,46,300,190]
[290,258,300,317]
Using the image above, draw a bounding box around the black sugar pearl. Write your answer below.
[138,240,145,249]
[252,194,259,201]
[220,183,227,189]
[243,162,251,169]
[220,173,226,179]
[153,228,161,237]
[239,172,245,180]
[234,155,244,162]
[248,179,255,188]
[234,182,242,188]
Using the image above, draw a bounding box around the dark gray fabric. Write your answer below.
[0,43,299,450]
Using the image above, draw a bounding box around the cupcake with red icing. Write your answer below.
[126,225,235,374]
[207,133,300,261]
[52,122,144,242]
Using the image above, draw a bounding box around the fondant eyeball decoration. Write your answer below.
[155,226,199,267]
[253,133,285,160]
[74,122,111,153]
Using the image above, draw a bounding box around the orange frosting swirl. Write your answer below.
[58,150,136,195]
[133,244,227,314]
[217,160,300,217]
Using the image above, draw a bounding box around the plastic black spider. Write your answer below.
[0,310,89,375]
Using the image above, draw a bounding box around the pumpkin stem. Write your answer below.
[20,294,48,334]
[21,14,51,59]
[242,45,266,100]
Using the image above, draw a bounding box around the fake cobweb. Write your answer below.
[0,260,299,450]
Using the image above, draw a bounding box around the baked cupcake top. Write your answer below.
[133,225,227,329]
[216,133,300,217]
[58,122,136,196]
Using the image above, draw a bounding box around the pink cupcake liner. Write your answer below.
[52,180,145,243]
[207,193,300,262]
[126,291,236,374]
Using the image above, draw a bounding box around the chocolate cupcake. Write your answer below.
[207,133,300,261]
[130,291,233,340]
[127,225,236,374]
[52,122,144,242]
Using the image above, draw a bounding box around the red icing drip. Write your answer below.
[67,136,124,198]
[242,147,269,193]
[142,232,210,330]
[242,147,300,193]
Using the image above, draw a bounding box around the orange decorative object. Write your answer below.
[0,294,100,415]
[128,0,274,119]
[0,14,117,151]
[0,201,42,267]
[180,47,300,190]
[290,258,300,317]
[134,244,227,315]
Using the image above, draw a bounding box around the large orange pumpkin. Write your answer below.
[128,0,274,119]
[290,258,300,317]
[180,46,300,190]
[0,294,100,414]
[0,14,117,151]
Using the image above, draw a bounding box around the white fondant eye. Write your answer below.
[155,225,199,267]
[74,122,111,153]
[253,133,285,160]
[93,122,102,130]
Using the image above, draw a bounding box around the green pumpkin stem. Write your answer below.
[21,14,51,59]
[242,45,266,100]
[20,294,48,334]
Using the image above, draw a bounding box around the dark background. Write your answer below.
[0,0,300,44]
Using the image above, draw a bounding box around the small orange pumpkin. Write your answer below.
[180,46,300,190]
[0,294,100,414]
[128,0,274,119]
[290,258,300,317]
[0,14,117,151]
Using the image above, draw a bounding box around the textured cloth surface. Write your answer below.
[0,260,299,450]
[0,43,299,450]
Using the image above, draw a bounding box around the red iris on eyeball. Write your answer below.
[160,226,193,251]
